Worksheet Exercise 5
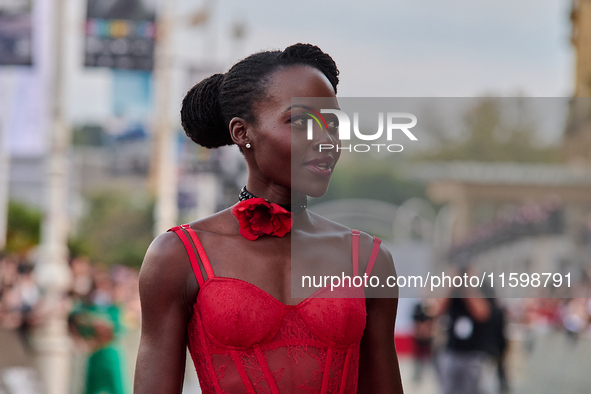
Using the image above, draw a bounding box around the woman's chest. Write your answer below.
[193,277,367,350]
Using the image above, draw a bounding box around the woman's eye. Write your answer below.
[327,119,339,130]
[291,116,307,127]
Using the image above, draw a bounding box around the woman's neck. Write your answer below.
[245,182,299,206]
[244,181,307,215]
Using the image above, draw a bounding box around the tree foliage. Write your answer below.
[5,201,42,255]
[315,160,426,206]
[71,192,154,267]
[418,97,560,163]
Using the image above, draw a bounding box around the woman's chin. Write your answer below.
[294,186,329,199]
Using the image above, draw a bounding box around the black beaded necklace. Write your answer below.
[239,186,308,215]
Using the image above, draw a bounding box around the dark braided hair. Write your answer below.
[180,43,339,149]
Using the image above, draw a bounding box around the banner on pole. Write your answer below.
[84,0,156,71]
[0,0,33,66]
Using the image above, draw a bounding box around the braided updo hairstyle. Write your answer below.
[180,43,339,149]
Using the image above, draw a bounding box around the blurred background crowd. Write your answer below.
[0,252,140,393]
[2,249,591,393]
[1,0,591,393]
[403,294,591,394]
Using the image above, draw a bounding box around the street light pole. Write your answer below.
[152,0,178,235]
[33,0,73,392]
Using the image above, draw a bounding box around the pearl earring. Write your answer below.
[245,143,251,148]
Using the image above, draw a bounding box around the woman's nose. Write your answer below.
[311,124,339,150]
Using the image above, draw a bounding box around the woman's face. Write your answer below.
[247,65,340,198]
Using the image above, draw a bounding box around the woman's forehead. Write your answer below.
[264,66,336,102]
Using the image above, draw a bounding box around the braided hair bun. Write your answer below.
[180,43,339,149]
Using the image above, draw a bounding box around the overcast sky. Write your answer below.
[0,0,577,155]
[66,0,575,121]
[199,0,574,97]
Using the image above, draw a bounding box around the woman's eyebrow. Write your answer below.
[281,105,313,115]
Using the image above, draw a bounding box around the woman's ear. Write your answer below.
[229,117,251,149]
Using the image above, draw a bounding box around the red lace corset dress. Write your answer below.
[169,225,382,394]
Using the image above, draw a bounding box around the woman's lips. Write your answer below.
[303,156,334,176]
[304,163,332,176]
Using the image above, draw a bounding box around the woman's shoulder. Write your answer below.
[183,207,238,237]
[141,208,236,272]
[137,211,236,302]
[308,210,393,262]
[306,209,377,245]
[140,231,192,288]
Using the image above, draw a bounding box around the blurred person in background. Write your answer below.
[434,266,492,394]
[0,254,41,351]
[561,297,590,342]
[69,265,130,394]
[0,253,21,329]
[411,299,435,383]
[110,265,141,331]
[481,296,509,393]
[0,253,44,392]
[70,256,94,301]
[12,262,40,351]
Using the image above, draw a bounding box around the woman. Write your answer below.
[134,43,404,393]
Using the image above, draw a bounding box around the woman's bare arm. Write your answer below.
[134,232,196,394]
[357,243,404,394]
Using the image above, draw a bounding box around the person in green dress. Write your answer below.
[70,268,130,394]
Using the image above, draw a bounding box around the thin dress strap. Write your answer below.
[365,236,382,277]
[352,229,360,277]
[168,224,215,286]
[351,229,382,277]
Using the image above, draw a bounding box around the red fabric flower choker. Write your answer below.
[231,187,306,240]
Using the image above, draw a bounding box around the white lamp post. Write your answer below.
[33,0,73,392]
